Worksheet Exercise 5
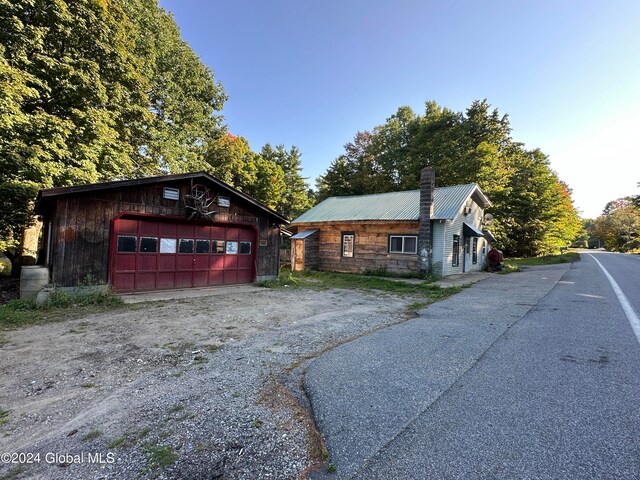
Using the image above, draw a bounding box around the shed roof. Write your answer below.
[292,184,490,223]
[35,171,289,224]
[290,229,319,239]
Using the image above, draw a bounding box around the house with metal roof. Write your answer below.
[289,168,494,276]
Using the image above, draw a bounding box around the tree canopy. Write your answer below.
[200,135,313,217]
[316,100,583,257]
[0,0,312,261]
[594,196,640,253]
[0,0,226,250]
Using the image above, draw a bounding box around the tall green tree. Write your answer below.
[0,0,226,266]
[261,144,313,219]
[202,133,286,210]
[316,99,583,257]
[594,198,640,252]
[0,0,152,187]
[0,0,153,268]
[316,131,391,200]
[121,0,226,173]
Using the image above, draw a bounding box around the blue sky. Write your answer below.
[159,0,640,218]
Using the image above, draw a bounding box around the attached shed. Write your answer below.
[290,229,319,272]
[34,172,289,292]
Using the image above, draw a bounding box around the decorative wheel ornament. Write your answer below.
[184,184,217,220]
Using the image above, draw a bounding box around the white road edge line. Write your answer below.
[588,253,640,345]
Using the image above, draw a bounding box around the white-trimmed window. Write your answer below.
[389,235,418,254]
[160,238,177,254]
[452,235,460,267]
[342,232,354,258]
[117,235,137,253]
[226,241,238,254]
[472,237,479,264]
[140,237,158,253]
[239,241,251,254]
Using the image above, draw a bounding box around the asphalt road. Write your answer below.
[305,253,640,479]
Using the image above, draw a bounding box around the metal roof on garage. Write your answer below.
[292,184,489,223]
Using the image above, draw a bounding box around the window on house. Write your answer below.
[342,232,354,258]
[179,239,194,254]
[452,235,460,267]
[117,236,137,253]
[140,237,158,253]
[389,235,418,254]
[472,237,478,264]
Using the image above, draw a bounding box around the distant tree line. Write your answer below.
[588,189,640,253]
[0,0,312,270]
[316,101,584,257]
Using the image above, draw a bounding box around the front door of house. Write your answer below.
[292,239,305,272]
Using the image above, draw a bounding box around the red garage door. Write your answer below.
[111,217,256,292]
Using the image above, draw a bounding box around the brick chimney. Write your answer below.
[418,167,435,274]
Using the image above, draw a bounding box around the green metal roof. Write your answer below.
[290,229,319,239]
[292,184,489,223]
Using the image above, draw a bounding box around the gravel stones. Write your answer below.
[0,287,415,479]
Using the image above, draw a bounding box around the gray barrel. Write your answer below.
[20,266,50,300]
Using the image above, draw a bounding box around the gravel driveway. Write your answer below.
[0,285,423,479]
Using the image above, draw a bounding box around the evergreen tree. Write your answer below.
[202,134,286,210]
[261,144,313,219]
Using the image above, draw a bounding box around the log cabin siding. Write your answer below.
[302,234,320,269]
[292,221,420,274]
[44,180,282,287]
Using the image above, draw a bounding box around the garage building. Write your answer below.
[34,172,289,292]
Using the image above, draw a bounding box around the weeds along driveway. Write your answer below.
[0,283,442,479]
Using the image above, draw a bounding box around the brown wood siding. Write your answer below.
[48,181,280,286]
[291,221,419,274]
[255,217,280,278]
[303,235,319,269]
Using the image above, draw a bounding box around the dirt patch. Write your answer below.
[0,286,423,479]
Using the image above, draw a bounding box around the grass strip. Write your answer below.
[260,269,461,299]
[0,290,125,328]
[505,252,580,267]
